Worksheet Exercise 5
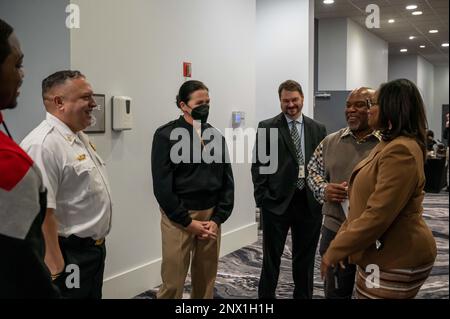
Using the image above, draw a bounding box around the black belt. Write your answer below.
[59,235,105,248]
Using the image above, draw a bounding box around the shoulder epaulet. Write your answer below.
[155,119,178,134]
[34,123,54,145]
[21,121,54,149]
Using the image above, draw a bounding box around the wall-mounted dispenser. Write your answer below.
[232,111,246,129]
[112,96,133,131]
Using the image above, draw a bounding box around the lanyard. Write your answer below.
[2,121,13,139]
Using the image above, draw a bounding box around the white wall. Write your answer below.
[388,55,418,84]
[388,55,446,136]
[70,0,257,298]
[346,19,388,90]
[256,0,315,122]
[318,18,347,91]
[0,0,70,141]
[417,56,435,130]
[317,18,388,91]
[433,65,449,139]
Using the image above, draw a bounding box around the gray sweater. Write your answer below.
[308,128,380,232]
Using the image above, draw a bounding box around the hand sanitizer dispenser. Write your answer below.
[112,96,133,131]
[232,111,245,129]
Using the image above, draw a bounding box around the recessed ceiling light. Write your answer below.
[323,0,334,4]
[412,11,423,15]
[429,29,439,33]
[400,49,408,52]
[388,19,395,23]
[409,36,416,40]
[420,45,426,48]
[406,5,418,10]
[442,43,449,47]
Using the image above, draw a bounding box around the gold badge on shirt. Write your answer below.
[77,154,87,161]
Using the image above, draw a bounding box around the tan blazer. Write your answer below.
[325,136,437,270]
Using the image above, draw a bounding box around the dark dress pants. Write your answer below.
[259,188,322,299]
[319,226,356,299]
[54,235,106,299]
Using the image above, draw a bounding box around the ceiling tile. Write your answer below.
[315,0,449,65]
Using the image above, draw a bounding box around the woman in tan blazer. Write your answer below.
[321,79,437,299]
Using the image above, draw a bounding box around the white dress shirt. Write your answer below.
[21,113,112,240]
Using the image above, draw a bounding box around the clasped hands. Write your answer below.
[186,220,219,240]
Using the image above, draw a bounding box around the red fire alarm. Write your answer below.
[183,62,192,78]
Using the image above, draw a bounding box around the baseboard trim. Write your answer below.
[102,222,258,299]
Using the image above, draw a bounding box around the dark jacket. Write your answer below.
[251,113,327,216]
[151,116,234,227]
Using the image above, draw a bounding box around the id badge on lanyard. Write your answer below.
[296,120,305,179]
[298,165,305,179]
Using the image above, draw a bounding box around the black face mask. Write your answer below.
[190,104,210,124]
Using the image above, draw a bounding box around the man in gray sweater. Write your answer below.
[307,87,380,299]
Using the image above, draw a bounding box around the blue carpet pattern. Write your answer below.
[136,192,448,299]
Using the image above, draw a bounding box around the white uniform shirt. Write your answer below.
[21,113,112,240]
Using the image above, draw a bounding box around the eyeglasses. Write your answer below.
[366,99,379,108]
[346,100,369,109]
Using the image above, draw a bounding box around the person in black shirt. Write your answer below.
[444,113,449,142]
[151,80,234,299]
[445,113,449,192]
[426,130,437,152]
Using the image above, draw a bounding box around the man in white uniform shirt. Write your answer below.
[21,70,112,299]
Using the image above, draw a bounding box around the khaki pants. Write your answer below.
[157,208,221,299]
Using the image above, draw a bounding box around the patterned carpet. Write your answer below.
[136,192,449,299]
